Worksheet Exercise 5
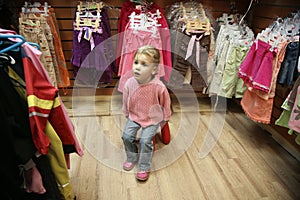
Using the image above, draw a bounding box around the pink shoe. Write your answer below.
[136,171,150,181]
[123,161,135,171]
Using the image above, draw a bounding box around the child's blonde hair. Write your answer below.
[134,45,160,66]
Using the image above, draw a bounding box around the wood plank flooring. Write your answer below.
[62,95,300,200]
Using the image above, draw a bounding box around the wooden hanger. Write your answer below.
[75,1,104,30]
[77,1,104,13]
[181,2,211,35]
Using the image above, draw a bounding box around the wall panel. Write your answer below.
[251,0,300,34]
[15,0,251,95]
[250,0,300,156]
[13,0,300,159]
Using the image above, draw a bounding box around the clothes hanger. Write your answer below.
[130,0,152,5]
[130,0,153,12]
[22,1,50,16]
[0,34,26,53]
[0,53,16,67]
[181,2,211,36]
[130,0,142,5]
[78,1,104,12]
[239,0,257,27]
[27,41,40,50]
[75,1,103,30]
[128,11,161,35]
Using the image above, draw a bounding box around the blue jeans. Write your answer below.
[122,119,159,171]
[277,42,299,86]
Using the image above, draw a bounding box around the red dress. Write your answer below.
[116,1,172,90]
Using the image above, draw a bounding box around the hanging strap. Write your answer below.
[239,0,258,26]
[185,34,196,60]
[185,34,203,68]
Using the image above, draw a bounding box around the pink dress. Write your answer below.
[117,2,172,92]
[118,25,165,92]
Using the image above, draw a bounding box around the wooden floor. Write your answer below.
[62,94,300,200]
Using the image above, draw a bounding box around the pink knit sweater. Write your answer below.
[122,77,171,127]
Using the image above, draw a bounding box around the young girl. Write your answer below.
[122,45,171,181]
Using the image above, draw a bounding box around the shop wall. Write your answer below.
[14,0,299,94]
[251,0,300,34]
[249,0,300,154]
[15,0,252,95]
[13,0,300,157]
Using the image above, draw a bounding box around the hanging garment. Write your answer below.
[0,66,36,165]
[117,23,165,92]
[275,77,300,145]
[165,1,214,91]
[19,13,58,87]
[23,54,74,155]
[250,39,288,100]
[21,44,82,156]
[0,29,81,199]
[277,41,300,86]
[43,121,75,199]
[209,38,231,95]
[167,30,208,89]
[217,45,250,98]
[289,86,300,135]
[0,63,62,199]
[117,0,172,92]
[208,12,255,98]
[8,62,75,200]
[22,43,83,157]
[239,39,276,93]
[19,2,71,89]
[47,8,71,89]
[240,38,288,124]
[71,2,115,85]
[0,103,28,200]
[0,27,83,155]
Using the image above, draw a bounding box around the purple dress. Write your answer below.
[71,6,115,85]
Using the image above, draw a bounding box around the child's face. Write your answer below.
[132,53,158,84]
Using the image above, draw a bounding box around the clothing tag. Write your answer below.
[84,27,92,41]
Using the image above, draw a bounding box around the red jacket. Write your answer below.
[23,56,75,155]
[116,1,172,81]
